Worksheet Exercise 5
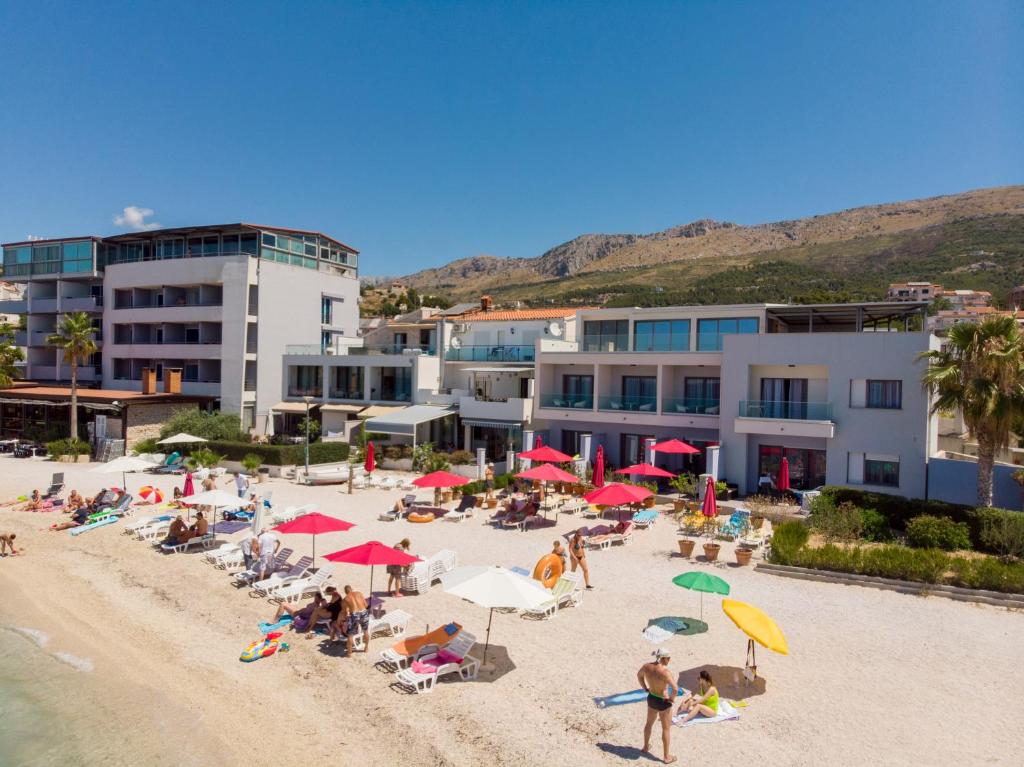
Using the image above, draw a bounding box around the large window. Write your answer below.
[683,377,720,413]
[696,317,759,351]
[582,320,628,351]
[864,457,900,487]
[321,296,333,325]
[633,319,690,352]
[758,445,827,490]
[289,366,322,397]
[620,375,657,410]
[331,367,363,399]
[563,374,593,397]
[866,380,902,409]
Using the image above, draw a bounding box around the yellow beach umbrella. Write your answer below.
[721,598,788,680]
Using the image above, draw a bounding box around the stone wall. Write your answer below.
[124,402,198,448]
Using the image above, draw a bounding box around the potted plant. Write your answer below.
[678,537,696,557]
[241,453,263,481]
[714,480,729,500]
[702,541,721,562]
[641,481,658,508]
[734,545,754,566]
[670,473,696,511]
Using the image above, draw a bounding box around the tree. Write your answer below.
[47,312,97,439]
[920,315,1024,506]
[0,323,25,388]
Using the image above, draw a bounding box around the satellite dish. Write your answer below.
[547,321,563,337]
[450,336,462,348]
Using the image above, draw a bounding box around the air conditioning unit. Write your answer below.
[452,323,469,334]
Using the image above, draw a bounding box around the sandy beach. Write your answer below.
[1,455,1022,767]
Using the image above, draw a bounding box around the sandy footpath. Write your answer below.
[1,455,1023,767]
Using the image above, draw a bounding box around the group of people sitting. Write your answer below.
[161,512,208,547]
[49,488,128,531]
[270,584,371,655]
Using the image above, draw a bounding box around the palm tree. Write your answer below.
[920,315,1024,506]
[0,323,25,388]
[47,312,98,440]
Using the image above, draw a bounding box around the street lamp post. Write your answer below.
[302,395,313,478]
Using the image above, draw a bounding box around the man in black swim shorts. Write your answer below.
[638,648,677,764]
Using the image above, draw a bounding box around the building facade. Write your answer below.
[1,224,360,434]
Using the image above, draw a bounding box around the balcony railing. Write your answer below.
[285,344,324,355]
[349,344,434,356]
[580,335,629,352]
[329,389,363,400]
[444,344,535,362]
[288,387,323,397]
[539,393,594,409]
[739,400,833,420]
[598,394,658,412]
[379,390,412,402]
[662,397,721,415]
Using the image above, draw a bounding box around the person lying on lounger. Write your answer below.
[50,506,91,531]
[272,592,326,632]
[675,670,719,723]
[304,586,342,638]
[0,532,18,555]
[587,520,630,546]
[86,488,116,513]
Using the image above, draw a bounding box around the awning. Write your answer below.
[320,403,365,414]
[461,418,524,431]
[270,401,319,414]
[464,367,534,374]
[364,405,457,436]
[359,405,406,419]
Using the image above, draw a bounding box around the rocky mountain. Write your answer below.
[392,185,1024,304]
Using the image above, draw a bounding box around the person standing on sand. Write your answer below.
[340,585,370,655]
[0,532,18,555]
[387,539,411,597]
[569,529,593,589]
[257,527,280,579]
[484,463,495,500]
[638,648,677,765]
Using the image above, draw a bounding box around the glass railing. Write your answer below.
[580,335,629,352]
[739,400,833,420]
[284,344,324,355]
[631,334,690,352]
[598,394,658,412]
[379,390,412,402]
[288,387,323,397]
[444,344,535,362]
[539,393,594,409]
[329,390,363,399]
[662,397,721,415]
[348,344,435,355]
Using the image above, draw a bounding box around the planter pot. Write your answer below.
[751,516,765,531]
[703,543,721,562]
[441,490,453,503]
[673,499,687,513]
[735,546,754,566]
[57,454,90,463]
[678,538,696,557]
[485,498,498,509]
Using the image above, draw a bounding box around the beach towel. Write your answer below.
[594,689,649,708]
[642,624,678,644]
[673,699,740,726]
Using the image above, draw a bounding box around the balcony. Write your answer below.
[13,330,27,346]
[539,393,593,410]
[0,299,28,314]
[350,344,435,356]
[662,397,721,416]
[287,387,323,398]
[61,296,102,312]
[459,395,532,423]
[580,335,629,352]
[735,400,836,439]
[31,298,58,313]
[445,344,535,362]
[598,394,657,412]
[30,330,54,346]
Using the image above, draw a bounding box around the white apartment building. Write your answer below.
[531,302,937,498]
[1,224,360,434]
[886,282,942,302]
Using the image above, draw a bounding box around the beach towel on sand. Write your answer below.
[673,699,740,727]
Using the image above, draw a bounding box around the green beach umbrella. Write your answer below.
[672,571,730,620]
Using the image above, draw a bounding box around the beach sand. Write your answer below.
[1,455,1022,766]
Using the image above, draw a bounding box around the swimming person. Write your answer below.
[676,670,719,723]
[569,529,593,589]
[638,648,677,764]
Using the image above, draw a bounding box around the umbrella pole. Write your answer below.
[482,607,494,669]
[700,592,704,621]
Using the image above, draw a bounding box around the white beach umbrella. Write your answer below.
[180,489,248,535]
[91,454,158,492]
[440,565,551,670]
[157,433,208,445]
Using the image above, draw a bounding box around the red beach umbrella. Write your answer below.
[584,482,652,506]
[324,540,421,604]
[615,462,675,478]
[274,512,355,562]
[652,439,700,455]
[535,435,543,448]
[182,472,195,496]
[412,470,470,488]
[777,457,790,492]
[364,442,375,475]
[518,445,573,463]
[515,464,578,483]
[593,445,605,488]
[701,476,719,518]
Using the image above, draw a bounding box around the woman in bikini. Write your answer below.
[387,538,411,597]
[66,490,85,512]
[675,670,720,723]
[569,529,593,589]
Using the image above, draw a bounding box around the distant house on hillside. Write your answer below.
[886,281,942,302]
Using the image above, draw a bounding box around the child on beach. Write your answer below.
[0,532,18,555]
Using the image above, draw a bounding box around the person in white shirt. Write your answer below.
[240,535,257,570]
[228,472,249,498]
[257,528,281,578]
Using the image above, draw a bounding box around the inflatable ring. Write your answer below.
[533,553,564,589]
[408,511,436,524]
[240,632,283,663]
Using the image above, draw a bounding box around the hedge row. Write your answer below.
[770,520,1024,595]
[818,486,971,531]
[202,440,349,466]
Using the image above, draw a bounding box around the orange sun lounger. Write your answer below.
[379,622,462,668]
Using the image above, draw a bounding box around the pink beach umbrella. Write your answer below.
[593,444,605,488]
[701,476,718,518]
[777,457,791,492]
[182,472,195,497]
[365,441,376,475]
[651,438,700,455]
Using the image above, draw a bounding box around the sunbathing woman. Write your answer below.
[675,670,719,723]
[66,490,85,512]
[272,592,325,631]
[569,529,593,589]
[19,490,43,511]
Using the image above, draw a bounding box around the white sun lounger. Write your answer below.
[268,564,334,603]
[350,609,414,651]
[393,631,481,693]
[249,555,313,594]
[136,520,171,541]
[270,503,316,525]
[522,572,583,620]
[161,533,216,554]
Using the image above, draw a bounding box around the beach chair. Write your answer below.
[232,547,295,585]
[399,477,417,491]
[270,503,316,525]
[151,453,184,474]
[378,621,462,670]
[558,498,585,517]
[351,475,367,490]
[582,504,602,520]
[631,510,659,529]
[738,519,773,549]
[445,496,476,523]
[136,520,171,541]
[376,476,398,491]
[717,510,751,540]
[123,514,172,535]
[393,631,481,693]
[161,532,216,553]
[205,539,244,566]
[249,554,312,594]
[88,494,134,522]
[268,564,334,603]
[522,572,583,620]
[400,550,457,594]
[42,473,65,500]
[350,608,414,651]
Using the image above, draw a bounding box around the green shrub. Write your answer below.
[809,496,864,542]
[859,507,894,542]
[297,416,321,442]
[46,437,91,458]
[769,520,810,563]
[186,447,225,469]
[948,556,1024,593]
[818,486,970,531]
[131,437,160,455]
[241,453,263,473]
[906,515,972,551]
[447,450,475,465]
[969,507,1024,559]
[159,410,247,442]
[200,440,349,466]
[412,443,449,473]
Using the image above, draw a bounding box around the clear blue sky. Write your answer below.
[1,1,1021,275]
